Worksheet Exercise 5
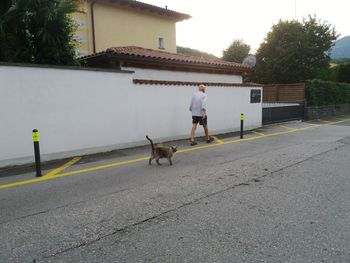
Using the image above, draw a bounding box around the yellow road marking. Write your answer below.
[304,122,318,126]
[50,156,149,177]
[328,118,350,125]
[0,156,149,189]
[178,135,270,154]
[1,117,350,190]
[212,136,224,144]
[45,157,81,177]
[252,131,266,137]
[280,125,299,131]
[176,143,225,153]
[0,177,53,189]
[302,124,322,130]
[334,117,347,121]
[318,119,331,123]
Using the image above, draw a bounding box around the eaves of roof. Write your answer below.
[107,0,191,21]
[81,46,254,75]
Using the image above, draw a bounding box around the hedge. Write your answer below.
[315,63,350,83]
[338,63,350,83]
[305,80,350,107]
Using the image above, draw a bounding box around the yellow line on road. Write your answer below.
[212,136,224,144]
[280,125,299,131]
[0,177,53,189]
[1,117,350,190]
[252,131,266,137]
[45,156,150,177]
[45,157,81,177]
[302,124,321,130]
[176,143,224,153]
[0,156,149,190]
[334,117,348,121]
[304,122,319,126]
[328,118,350,125]
[177,135,273,154]
[318,119,331,123]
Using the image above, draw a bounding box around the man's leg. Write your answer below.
[191,123,198,142]
[203,125,209,140]
[201,116,211,141]
[203,125,213,143]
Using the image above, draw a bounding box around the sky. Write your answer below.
[144,0,349,58]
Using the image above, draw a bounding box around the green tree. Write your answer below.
[0,0,31,62]
[254,16,337,84]
[0,0,78,65]
[222,39,250,63]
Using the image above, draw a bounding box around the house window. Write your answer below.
[158,37,165,49]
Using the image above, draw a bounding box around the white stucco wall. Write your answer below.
[0,65,261,167]
[123,67,243,83]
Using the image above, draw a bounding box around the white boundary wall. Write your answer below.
[0,64,262,167]
[124,67,243,83]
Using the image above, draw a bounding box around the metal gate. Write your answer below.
[262,84,305,125]
[262,103,304,124]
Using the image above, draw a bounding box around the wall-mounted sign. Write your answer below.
[250,89,261,103]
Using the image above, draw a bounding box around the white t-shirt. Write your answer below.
[189,91,207,117]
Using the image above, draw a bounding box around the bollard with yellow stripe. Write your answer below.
[32,129,39,142]
[32,129,42,177]
[240,113,244,139]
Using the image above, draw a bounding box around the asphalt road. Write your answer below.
[1,118,350,262]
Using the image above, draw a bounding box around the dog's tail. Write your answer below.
[146,135,154,151]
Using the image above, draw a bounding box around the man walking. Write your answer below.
[189,84,214,145]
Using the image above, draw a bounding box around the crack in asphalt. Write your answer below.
[0,188,130,225]
[338,136,350,145]
[38,143,350,261]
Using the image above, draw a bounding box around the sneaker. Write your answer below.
[206,137,214,143]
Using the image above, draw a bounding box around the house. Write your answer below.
[76,0,258,86]
[76,0,256,82]
[81,46,254,84]
[73,0,190,57]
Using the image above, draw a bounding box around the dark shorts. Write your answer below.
[192,116,207,126]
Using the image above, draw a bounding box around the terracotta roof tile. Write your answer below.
[103,46,252,71]
[133,79,261,87]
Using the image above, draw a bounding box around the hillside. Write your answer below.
[330,36,350,59]
[177,46,219,60]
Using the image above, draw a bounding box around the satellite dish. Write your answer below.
[242,55,256,67]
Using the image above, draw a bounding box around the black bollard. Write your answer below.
[240,113,244,139]
[32,129,42,177]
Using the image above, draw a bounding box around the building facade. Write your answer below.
[72,0,190,56]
